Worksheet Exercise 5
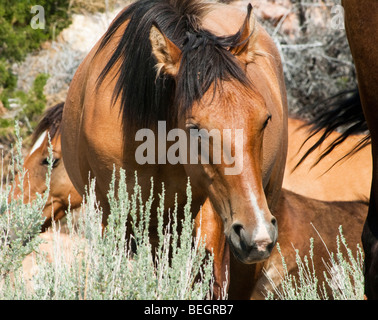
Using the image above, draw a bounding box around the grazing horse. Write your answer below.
[284,117,372,201]
[61,0,288,297]
[12,103,82,231]
[298,2,378,298]
[229,188,368,299]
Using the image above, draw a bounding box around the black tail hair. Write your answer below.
[32,102,64,144]
[294,88,371,172]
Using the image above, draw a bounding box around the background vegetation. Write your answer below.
[0,0,71,142]
[0,0,357,154]
[0,130,365,300]
[0,131,215,299]
[0,0,364,300]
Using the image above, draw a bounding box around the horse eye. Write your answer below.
[186,123,200,131]
[41,158,60,168]
[263,114,272,130]
[186,123,201,138]
[52,158,60,168]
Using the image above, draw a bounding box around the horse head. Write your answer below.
[148,4,279,263]
[12,103,82,231]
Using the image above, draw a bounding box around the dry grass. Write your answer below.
[254,0,356,121]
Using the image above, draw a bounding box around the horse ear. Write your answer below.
[230,4,257,64]
[150,23,182,76]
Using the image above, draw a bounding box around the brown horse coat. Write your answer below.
[62,1,288,297]
[284,117,371,202]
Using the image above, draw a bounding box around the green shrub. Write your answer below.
[0,1,72,140]
[0,124,365,300]
[0,0,71,98]
[21,73,49,121]
[0,60,17,91]
[27,171,214,300]
[0,0,71,64]
[264,227,365,300]
[0,73,49,139]
[0,127,214,299]
[0,123,49,277]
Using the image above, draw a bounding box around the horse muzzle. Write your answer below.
[227,218,278,264]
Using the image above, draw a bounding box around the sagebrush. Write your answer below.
[0,125,215,300]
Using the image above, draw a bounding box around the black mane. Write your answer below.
[32,102,64,144]
[95,0,251,130]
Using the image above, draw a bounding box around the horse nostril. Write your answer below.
[267,241,274,252]
[232,223,244,237]
[271,217,277,227]
[231,223,252,250]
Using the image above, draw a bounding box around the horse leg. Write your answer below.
[362,177,378,298]
[343,0,378,298]
[194,198,230,299]
[228,254,261,299]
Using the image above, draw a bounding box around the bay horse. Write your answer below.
[284,117,371,202]
[12,103,82,231]
[297,2,378,298]
[229,188,368,299]
[61,0,288,297]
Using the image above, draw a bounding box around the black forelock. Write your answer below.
[32,102,64,145]
[95,0,251,130]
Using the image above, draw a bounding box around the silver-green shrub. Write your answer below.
[29,170,214,300]
[1,124,366,300]
[264,226,365,300]
[0,123,50,299]
[0,128,214,299]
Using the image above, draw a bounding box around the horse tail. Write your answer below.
[293,87,371,172]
